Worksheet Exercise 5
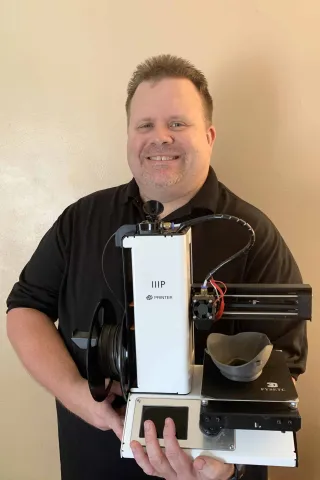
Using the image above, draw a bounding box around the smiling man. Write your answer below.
[127,74,215,216]
[6,54,307,480]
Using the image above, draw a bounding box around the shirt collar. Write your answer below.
[122,166,220,218]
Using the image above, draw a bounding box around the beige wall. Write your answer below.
[1,1,319,479]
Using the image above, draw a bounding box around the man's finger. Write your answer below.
[109,380,123,397]
[130,440,156,476]
[144,420,176,478]
[104,378,123,397]
[114,404,127,416]
[193,456,234,479]
[106,393,116,404]
[163,418,192,476]
[104,402,124,440]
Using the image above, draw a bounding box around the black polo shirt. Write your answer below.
[6,166,307,480]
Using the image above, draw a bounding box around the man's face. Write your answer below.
[127,77,215,201]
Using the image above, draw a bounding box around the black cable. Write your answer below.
[101,232,125,312]
[100,234,131,401]
[119,244,133,401]
[177,214,255,287]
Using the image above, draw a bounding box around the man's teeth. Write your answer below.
[148,156,179,161]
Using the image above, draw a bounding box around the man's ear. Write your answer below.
[206,125,216,147]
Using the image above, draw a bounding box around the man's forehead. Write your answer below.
[129,78,203,118]
[132,77,200,99]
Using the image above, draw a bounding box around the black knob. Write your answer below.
[143,200,164,220]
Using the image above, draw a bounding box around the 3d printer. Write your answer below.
[72,200,312,469]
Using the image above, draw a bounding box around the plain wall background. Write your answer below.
[1,1,319,479]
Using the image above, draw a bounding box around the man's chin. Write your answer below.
[141,170,183,189]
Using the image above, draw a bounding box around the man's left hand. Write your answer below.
[130,417,234,479]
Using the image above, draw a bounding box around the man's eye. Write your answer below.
[170,122,185,128]
[138,123,153,129]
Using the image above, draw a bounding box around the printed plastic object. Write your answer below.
[206,332,273,382]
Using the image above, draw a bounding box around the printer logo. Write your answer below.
[151,281,166,288]
[146,294,173,300]
[147,281,172,299]
[261,382,286,392]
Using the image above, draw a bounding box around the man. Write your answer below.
[6,54,307,480]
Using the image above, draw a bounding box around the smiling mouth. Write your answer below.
[146,155,180,161]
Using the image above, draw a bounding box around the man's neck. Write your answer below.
[139,182,205,219]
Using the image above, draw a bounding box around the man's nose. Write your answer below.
[151,125,174,146]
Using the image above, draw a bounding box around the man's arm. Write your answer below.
[241,210,308,380]
[6,207,124,439]
[7,307,85,410]
[7,307,124,438]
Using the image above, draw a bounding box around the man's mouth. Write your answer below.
[146,155,180,161]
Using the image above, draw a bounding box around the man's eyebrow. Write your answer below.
[168,114,189,120]
[136,115,190,123]
[136,117,153,123]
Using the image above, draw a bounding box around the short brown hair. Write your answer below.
[125,54,213,125]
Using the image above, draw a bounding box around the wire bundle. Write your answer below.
[209,279,227,320]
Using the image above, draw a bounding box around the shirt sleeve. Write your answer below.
[6,205,73,321]
[239,212,308,380]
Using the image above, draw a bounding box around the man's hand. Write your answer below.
[131,418,234,480]
[65,378,125,440]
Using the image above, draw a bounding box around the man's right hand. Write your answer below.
[66,378,125,440]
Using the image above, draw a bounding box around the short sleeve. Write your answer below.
[240,212,308,380]
[6,205,74,321]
